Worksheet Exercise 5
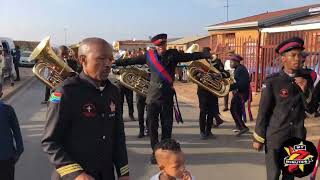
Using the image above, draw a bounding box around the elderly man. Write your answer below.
[42,38,129,180]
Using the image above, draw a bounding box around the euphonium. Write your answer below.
[113,66,149,97]
[186,44,232,97]
[29,36,75,89]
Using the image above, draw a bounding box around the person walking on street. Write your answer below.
[1,46,15,87]
[229,54,250,136]
[13,46,21,81]
[253,37,314,180]
[0,84,24,180]
[115,33,212,164]
[42,38,129,180]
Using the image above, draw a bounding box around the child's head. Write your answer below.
[154,139,186,179]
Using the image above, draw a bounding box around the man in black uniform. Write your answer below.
[58,45,82,73]
[42,38,129,180]
[119,84,135,121]
[136,93,148,138]
[115,33,211,164]
[229,54,250,136]
[253,37,313,180]
[196,47,226,140]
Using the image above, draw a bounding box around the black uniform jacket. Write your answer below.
[254,70,313,149]
[230,64,250,100]
[41,72,129,179]
[116,49,207,104]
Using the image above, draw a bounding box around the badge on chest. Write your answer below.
[82,103,97,118]
[279,88,289,98]
[108,101,116,118]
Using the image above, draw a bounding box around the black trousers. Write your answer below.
[13,62,20,80]
[224,93,229,109]
[198,92,219,134]
[45,86,51,101]
[147,101,173,150]
[136,94,148,133]
[265,148,295,180]
[119,85,134,117]
[230,93,247,130]
[0,160,15,180]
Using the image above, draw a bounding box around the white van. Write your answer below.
[0,37,15,52]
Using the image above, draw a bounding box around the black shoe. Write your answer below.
[150,154,157,164]
[236,128,249,137]
[41,101,48,104]
[206,131,216,139]
[213,119,224,128]
[200,132,208,140]
[129,114,136,121]
[222,108,229,112]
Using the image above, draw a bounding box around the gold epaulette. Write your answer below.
[253,132,265,144]
[56,163,83,177]
[120,164,129,176]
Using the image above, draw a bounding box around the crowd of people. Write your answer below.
[0,34,319,180]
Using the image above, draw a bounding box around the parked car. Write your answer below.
[19,51,35,67]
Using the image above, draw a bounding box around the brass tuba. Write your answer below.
[186,44,232,97]
[29,36,75,89]
[113,66,150,97]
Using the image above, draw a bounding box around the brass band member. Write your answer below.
[229,54,250,136]
[42,38,129,180]
[253,37,313,180]
[196,47,225,140]
[115,33,212,164]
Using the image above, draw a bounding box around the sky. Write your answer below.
[1,0,319,45]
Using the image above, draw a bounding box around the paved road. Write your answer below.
[6,79,318,180]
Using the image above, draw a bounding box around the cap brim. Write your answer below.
[280,46,305,54]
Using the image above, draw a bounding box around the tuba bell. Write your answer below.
[29,36,75,89]
[186,44,233,97]
[113,66,150,97]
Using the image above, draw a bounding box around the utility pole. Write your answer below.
[64,27,67,45]
[224,0,229,21]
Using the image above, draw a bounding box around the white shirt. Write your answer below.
[150,172,196,180]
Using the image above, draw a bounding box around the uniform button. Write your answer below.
[289,122,293,125]
[102,136,106,140]
[101,113,105,117]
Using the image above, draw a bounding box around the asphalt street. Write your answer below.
[5,79,317,180]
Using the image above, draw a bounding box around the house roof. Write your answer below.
[206,4,320,30]
[118,40,151,45]
[167,35,208,45]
